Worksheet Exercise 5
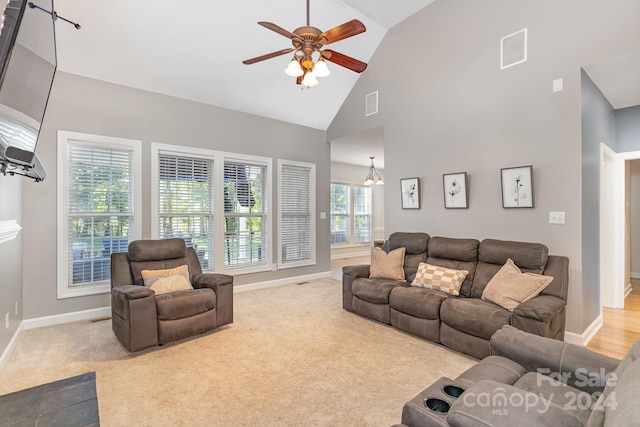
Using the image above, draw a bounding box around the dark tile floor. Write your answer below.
[0,372,99,426]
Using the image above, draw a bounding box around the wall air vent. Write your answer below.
[500,28,527,70]
[365,91,378,116]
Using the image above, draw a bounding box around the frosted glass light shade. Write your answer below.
[284,58,303,77]
[314,59,330,77]
[301,70,319,87]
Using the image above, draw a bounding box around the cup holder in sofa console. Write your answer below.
[443,384,465,398]
[424,398,450,414]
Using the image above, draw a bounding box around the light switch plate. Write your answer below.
[549,211,565,224]
[319,212,326,220]
[553,78,563,92]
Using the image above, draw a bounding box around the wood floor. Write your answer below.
[586,279,640,359]
[332,258,640,360]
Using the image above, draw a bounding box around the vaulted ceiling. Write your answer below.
[52,0,436,131]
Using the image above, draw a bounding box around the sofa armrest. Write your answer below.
[447,380,583,427]
[490,325,619,395]
[111,285,158,352]
[193,273,234,326]
[342,265,370,312]
[511,295,566,339]
[513,295,564,322]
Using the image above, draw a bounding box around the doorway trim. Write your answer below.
[600,144,640,309]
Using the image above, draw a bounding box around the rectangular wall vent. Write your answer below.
[365,91,378,116]
[500,28,527,70]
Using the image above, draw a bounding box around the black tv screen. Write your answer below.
[0,0,56,180]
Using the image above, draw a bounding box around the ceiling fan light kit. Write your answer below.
[243,0,367,89]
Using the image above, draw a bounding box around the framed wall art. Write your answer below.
[400,177,420,209]
[443,172,468,209]
[501,165,534,208]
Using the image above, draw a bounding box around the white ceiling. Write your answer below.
[42,1,640,167]
[583,52,640,110]
[52,0,436,131]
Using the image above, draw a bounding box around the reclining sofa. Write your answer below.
[401,325,632,427]
[342,232,569,359]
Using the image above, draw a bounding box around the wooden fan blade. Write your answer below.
[321,49,367,73]
[318,19,366,45]
[258,22,302,41]
[243,48,295,65]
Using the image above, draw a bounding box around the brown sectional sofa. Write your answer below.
[342,232,569,359]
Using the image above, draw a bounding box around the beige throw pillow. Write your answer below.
[411,263,468,296]
[369,247,406,281]
[481,258,553,311]
[141,264,193,295]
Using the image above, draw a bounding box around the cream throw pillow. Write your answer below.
[411,263,468,296]
[481,258,553,311]
[141,264,192,295]
[369,247,406,281]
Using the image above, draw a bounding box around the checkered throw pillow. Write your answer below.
[411,262,468,296]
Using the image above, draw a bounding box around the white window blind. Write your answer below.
[158,154,213,269]
[223,160,268,269]
[58,132,141,298]
[330,183,349,244]
[353,186,372,243]
[278,160,315,268]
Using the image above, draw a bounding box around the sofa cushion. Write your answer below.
[411,262,468,296]
[513,372,593,427]
[388,232,429,282]
[441,298,512,340]
[389,286,448,320]
[481,259,553,311]
[142,264,193,295]
[427,237,479,297]
[370,247,406,281]
[353,278,407,304]
[155,288,215,321]
[471,239,549,298]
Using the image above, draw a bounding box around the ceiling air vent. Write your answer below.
[500,28,527,70]
[366,91,378,116]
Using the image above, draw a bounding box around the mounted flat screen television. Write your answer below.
[0,0,56,182]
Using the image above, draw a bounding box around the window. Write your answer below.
[330,183,372,245]
[152,144,271,275]
[158,154,212,268]
[57,131,141,298]
[278,160,315,269]
[353,186,372,243]
[223,159,268,270]
[330,184,349,244]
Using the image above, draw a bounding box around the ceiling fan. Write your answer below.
[242,0,367,88]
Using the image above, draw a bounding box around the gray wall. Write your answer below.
[616,106,640,153]
[580,70,616,330]
[21,71,330,319]
[328,0,640,335]
[0,177,23,352]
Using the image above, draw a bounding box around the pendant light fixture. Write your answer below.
[363,156,383,186]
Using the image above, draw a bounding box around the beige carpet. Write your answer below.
[0,278,475,426]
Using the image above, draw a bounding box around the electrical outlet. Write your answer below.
[5,313,9,329]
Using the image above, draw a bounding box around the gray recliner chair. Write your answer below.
[110,238,233,352]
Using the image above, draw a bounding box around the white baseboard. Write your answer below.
[564,315,603,346]
[22,306,112,330]
[0,321,24,372]
[234,271,332,293]
[625,282,633,298]
[631,272,640,279]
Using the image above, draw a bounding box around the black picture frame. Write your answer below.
[401,177,420,209]
[501,165,534,208]
[443,172,468,209]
